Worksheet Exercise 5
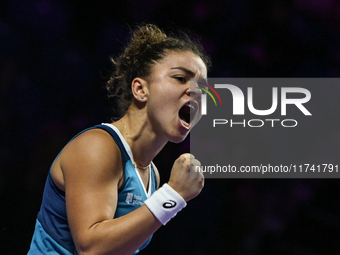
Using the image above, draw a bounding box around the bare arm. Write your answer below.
[59,129,203,255]
[60,129,161,255]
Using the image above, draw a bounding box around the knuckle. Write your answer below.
[178,154,188,162]
[194,159,201,167]
[190,159,201,169]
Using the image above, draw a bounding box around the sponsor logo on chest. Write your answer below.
[125,192,144,206]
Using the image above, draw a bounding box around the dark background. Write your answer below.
[1,0,340,254]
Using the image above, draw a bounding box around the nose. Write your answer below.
[187,80,203,99]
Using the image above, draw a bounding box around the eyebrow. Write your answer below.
[171,66,208,84]
[171,67,195,77]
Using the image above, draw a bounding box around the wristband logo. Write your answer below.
[163,200,177,209]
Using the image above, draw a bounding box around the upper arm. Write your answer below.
[59,129,123,250]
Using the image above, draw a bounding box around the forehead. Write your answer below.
[152,51,207,78]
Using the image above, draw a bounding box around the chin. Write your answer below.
[168,132,189,144]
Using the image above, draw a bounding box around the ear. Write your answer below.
[131,77,148,103]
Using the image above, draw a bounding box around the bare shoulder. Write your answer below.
[60,128,123,185]
[151,162,160,189]
[57,128,125,245]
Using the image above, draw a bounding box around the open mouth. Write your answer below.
[179,103,196,128]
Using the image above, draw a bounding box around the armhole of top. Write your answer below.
[48,126,97,197]
[48,172,65,196]
[48,124,130,197]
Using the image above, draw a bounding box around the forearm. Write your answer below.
[75,205,162,255]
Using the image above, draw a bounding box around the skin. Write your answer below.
[50,50,207,255]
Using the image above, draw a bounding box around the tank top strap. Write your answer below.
[92,124,130,163]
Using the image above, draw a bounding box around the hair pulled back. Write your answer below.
[106,24,211,120]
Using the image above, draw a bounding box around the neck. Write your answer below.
[113,109,167,168]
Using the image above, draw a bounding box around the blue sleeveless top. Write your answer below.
[28,124,157,254]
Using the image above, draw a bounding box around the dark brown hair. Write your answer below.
[106,24,211,119]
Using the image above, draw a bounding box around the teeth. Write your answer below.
[180,119,190,127]
[186,103,195,110]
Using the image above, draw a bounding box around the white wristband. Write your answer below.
[144,184,187,225]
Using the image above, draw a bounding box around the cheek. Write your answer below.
[147,97,170,118]
[147,94,178,122]
[149,86,176,105]
[147,82,179,117]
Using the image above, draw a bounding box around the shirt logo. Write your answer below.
[125,193,133,204]
[125,192,144,206]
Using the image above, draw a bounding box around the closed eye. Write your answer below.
[175,76,187,83]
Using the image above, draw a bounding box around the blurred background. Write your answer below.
[1,0,340,254]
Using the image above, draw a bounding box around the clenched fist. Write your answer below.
[167,154,204,202]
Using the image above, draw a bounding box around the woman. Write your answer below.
[28,24,211,255]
